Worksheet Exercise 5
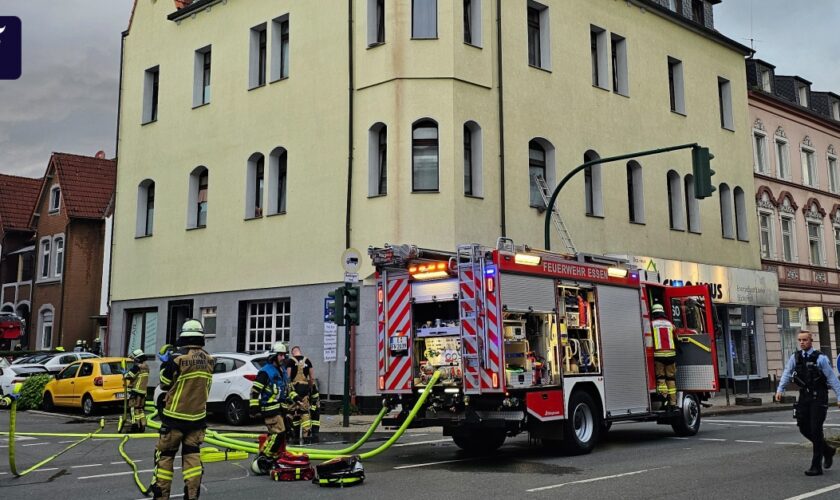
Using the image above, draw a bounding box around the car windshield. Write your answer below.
[99,362,127,376]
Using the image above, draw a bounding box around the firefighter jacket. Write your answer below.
[160,347,214,428]
[250,362,288,417]
[652,317,676,358]
[125,361,150,396]
[290,356,312,385]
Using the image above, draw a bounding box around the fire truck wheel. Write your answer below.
[561,391,600,455]
[452,429,505,454]
[671,394,701,436]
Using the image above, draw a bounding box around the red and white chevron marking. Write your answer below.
[459,266,481,393]
[383,276,412,393]
[481,271,503,392]
[377,281,385,388]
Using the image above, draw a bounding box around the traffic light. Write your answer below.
[343,284,360,326]
[692,146,716,199]
[327,287,345,326]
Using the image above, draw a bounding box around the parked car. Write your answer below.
[15,352,99,374]
[42,357,131,416]
[0,364,49,396]
[154,352,267,425]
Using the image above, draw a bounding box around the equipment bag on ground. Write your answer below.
[271,452,315,482]
[313,455,365,487]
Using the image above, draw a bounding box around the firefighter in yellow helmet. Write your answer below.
[124,348,150,433]
[249,342,290,475]
[150,320,214,500]
[651,303,678,407]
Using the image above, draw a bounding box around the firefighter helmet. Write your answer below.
[131,348,145,360]
[158,343,175,363]
[76,340,84,346]
[651,303,665,315]
[267,342,288,363]
[178,319,205,347]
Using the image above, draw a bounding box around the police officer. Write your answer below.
[287,346,319,443]
[124,348,150,433]
[250,342,290,475]
[776,331,840,476]
[651,303,678,407]
[151,320,214,499]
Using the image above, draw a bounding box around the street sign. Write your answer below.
[344,272,359,283]
[323,298,333,322]
[324,322,337,362]
[341,248,362,273]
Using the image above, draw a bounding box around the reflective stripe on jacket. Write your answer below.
[250,362,287,417]
[652,318,676,357]
[161,348,214,423]
[125,362,150,395]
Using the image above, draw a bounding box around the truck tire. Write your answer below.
[452,429,506,454]
[671,394,701,436]
[561,391,600,455]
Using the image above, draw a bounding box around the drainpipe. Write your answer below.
[57,220,70,348]
[345,0,357,405]
[496,0,507,236]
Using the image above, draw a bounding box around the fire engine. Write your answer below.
[369,238,718,455]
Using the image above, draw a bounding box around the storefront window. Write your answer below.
[716,305,759,378]
[777,307,801,364]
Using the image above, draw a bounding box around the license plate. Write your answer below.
[115,392,125,399]
[389,336,408,353]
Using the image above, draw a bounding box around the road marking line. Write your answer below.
[668,437,689,440]
[769,426,789,429]
[699,438,726,442]
[738,425,760,428]
[394,457,482,470]
[80,466,180,480]
[393,439,451,447]
[59,440,77,444]
[22,442,49,447]
[136,495,183,500]
[71,464,102,469]
[526,467,670,492]
[775,442,800,445]
[111,460,141,465]
[707,419,840,428]
[735,440,763,444]
[31,468,59,473]
[784,483,840,500]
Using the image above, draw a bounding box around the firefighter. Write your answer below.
[286,346,319,443]
[151,320,214,500]
[651,303,678,408]
[249,342,290,475]
[73,339,85,352]
[124,348,150,433]
[775,331,840,476]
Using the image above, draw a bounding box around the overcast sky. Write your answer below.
[0,1,837,178]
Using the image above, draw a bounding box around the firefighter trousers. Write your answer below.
[290,383,313,440]
[128,394,146,432]
[262,414,287,459]
[152,428,205,500]
[796,397,833,470]
[654,358,677,405]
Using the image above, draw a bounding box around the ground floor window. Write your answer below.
[40,309,53,349]
[126,309,158,356]
[715,305,759,378]
[245,299,290,352]
[201,306,217,337]
[777,307,802,364]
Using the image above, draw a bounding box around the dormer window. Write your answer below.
[49,185,61,213]
[760,69,772,92]
[832,101,840,121]
[798,85,808,107]
[691,0,705,25]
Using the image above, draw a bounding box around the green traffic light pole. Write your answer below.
[544,143,700,251]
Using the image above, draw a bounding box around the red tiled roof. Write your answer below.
[0,174,42,231]
[51,153,116,220]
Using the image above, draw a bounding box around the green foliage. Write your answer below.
[16,374,52,411]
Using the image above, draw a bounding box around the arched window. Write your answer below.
[246,153,265,218]
[684,174,700,233]
[368,123,387,196]
[667,170,685,230]
[584,150,603,216]
[267,147,288,215]
[412,119,439,192]
[718,183,734,239]
[136,179,155,237]
[464,121,483,197]
[39,306,54,350]
[734,186,748,241]
[626,161,644,223]
[187,166,209,229]
[529,141,546,207]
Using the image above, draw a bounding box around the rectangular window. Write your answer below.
[668,57,685,114]
[835,226,840,268]
[527,2,549,70]
[801,148,816,187]
[367,0,385,46]
[776,139,790,179]
[781,216,794,262]
[753,133,767,173]
[527,7,541,67]
[412,0,437,39]
[126,310,158,356]
[201,307,217,337]
[611,33,628,96]
[193,46,211,107]
[590,26,608,89]
[829,156,839,193]
[778,308,803,363]
[463,0,482,46]
[758,213,772,259]
[41,312,53,350]
[798,86,808,107]
[245,300,290,352]
[142,66,159,123]
[760,69,772,92]
[718,77,733,130]
[691,0,705,25]
[270,15,291,81]
[833,101,840,121]
[39,238,50,279]
[49,186,61,213]
[249,24,267,89]
[54,237,64,277]
[808,222,823,266]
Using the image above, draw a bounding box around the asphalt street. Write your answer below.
[3,408,840,499]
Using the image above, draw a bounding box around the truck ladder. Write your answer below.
[457,244,487,394]
[535,174,577,254]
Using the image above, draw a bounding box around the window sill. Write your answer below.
[736,238,750,243]
[36,277,61,285]
[688,230,702,235]
[463,42,482,50]
[465,194,484,200]
[135,234,153,239]
[629,220,645,226]
[248,83,267,92]
[412,190,440,194]
[585,213,605,219]
[192,102,210,110]
[244,215,263,221]
[721,235,735,240]
[141,119,158,126]
[721,126,735,133]
[48,209,60,215]
[592,84,610,92]
[411,37,439,41]
[270,76,289,84]
[367,194,387,199]
[529,64,551,74]
[186,226,207,231]
[670,109,687,117]
[613,90,630,98]
[367,42,385,49]
[266,211,287,217]
[670,227,686,232]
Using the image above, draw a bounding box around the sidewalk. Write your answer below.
[703,391,830,417]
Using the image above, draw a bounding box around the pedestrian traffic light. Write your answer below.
[343,284,360,326]
[327,287,345,326]
[692,146,716,199]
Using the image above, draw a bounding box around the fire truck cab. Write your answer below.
[370,239,718,455]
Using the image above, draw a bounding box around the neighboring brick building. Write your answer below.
[0,174,42,349]
[29,152,116,350]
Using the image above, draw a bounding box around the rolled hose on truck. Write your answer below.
[4,371,443,493]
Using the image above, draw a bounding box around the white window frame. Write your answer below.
[270,14,291,81]
[753,130,768,174]
[200,306,217,338]
[775,137,791,180]
[757,210,775,259]
[760,69,772,92]
[248,23,268,89]
[411,0,437,39]
[245,153,265,219]
[527,1,550,70]
[53,234,65,278]
[801,146,817,188]
[464,121,483,197]
[136,179,155,237]
[828,154,839,194]
[463,0,482,47]
[780,214,796,262]
[39,306,54,350]
[38,237,51,280]
[187,166,209,229]
[193,45,211,107]
[368,123,387,197]
[667,57,685,115]
[833,101,840,121]
[49,185,61,213]
[808,221,825,267]
[610,33,628,96]
[245,299,291,352]
[718,77,734,131]
[142,66,159,124]
[798,85,808,107]
[590,25,609,90]
[267,147,288,215]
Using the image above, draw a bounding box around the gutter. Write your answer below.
[56,220,70,347]
[345,0,355,249]
[167,0,219,22]
[496,0,506,237]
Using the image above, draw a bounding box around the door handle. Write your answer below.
[542,393,548,400]
[224,380,231,384]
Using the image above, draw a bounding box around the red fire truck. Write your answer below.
[369,239,718,455]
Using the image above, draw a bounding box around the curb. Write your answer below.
[704,404,792,418]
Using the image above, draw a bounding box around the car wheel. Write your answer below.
[82,394,95,416]
[42,392,55,411]
[224,396,249,426]
[561,390,601,455]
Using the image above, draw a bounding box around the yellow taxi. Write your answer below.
[42,357,132,416]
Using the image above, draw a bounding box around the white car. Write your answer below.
[0,364,49,396]
[154,352,267,426]
[14,352,100,374]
